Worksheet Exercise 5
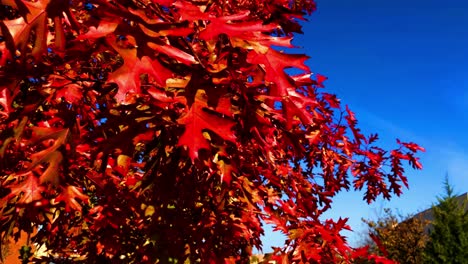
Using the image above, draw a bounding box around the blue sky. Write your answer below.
[261,0,468,250]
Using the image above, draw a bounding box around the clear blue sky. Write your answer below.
[261,0,468,250]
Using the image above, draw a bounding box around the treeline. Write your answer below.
[358,177,468,264]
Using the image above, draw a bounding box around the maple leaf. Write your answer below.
[177,89,236,160]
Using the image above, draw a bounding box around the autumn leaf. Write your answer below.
[76,21,119,40]
[398,140,426,152]
[0,0,423,262]
[177,89,236,160]
[28,127,69,186]
[53,185,90,212]
[1,0,72,60]
[247,49,318,128]
[147,41,198,66]
[106,35,172,103]
[216,158,235,184]
[247,49,310,96]
[2,13,46,60]
[0,87,12,119]
[115,154,131,176]
[7,172,44,204]
[315,73,327,88]
[46,74,83,103]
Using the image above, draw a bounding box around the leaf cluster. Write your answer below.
[0,0,423,262]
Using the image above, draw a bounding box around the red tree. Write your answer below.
[0,0,423,263]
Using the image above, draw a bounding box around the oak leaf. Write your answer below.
[28,127,69,186]
[0,87,12,119]
[177,89,236,160]
[7,172,44,204]
[53,185,90,212]
[106,35,172,103]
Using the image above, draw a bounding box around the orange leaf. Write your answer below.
[28,127,69,186]
[54,186,89,212]
[7,172,44,204]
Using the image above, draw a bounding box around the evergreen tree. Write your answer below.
[423,177,468,263]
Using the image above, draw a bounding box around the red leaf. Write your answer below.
[0,87,12,118]
[177,90,236,160]
[76,21,119,40]
[2,0,71,60]
[38,151,63,186]
[28,128,69,186]
[115,154,131,176]
[174,2,278,42]
[401,141,426,153]
[345,105,357,122]
[201,19,277,42]
[53,185,89,212]
[282,88,320,128]
[247,49,317,129]
[46,75,83,103]
[370,233,388,256]
[7,172,44,204]
[322,93,340,108]
[0,1,425,262]
[216,159,234,184]
[148,41,198,66]
[247,49,310,97]
[2,13,46,60]
[315,73,327,87]
[107,35,172,103]
[351,246,370,259]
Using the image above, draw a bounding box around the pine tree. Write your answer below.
[423,177,468,263]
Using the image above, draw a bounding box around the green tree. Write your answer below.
[361,208,428,264]
[423,178,468,263]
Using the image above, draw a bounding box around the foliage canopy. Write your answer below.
[0,0,423,262]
